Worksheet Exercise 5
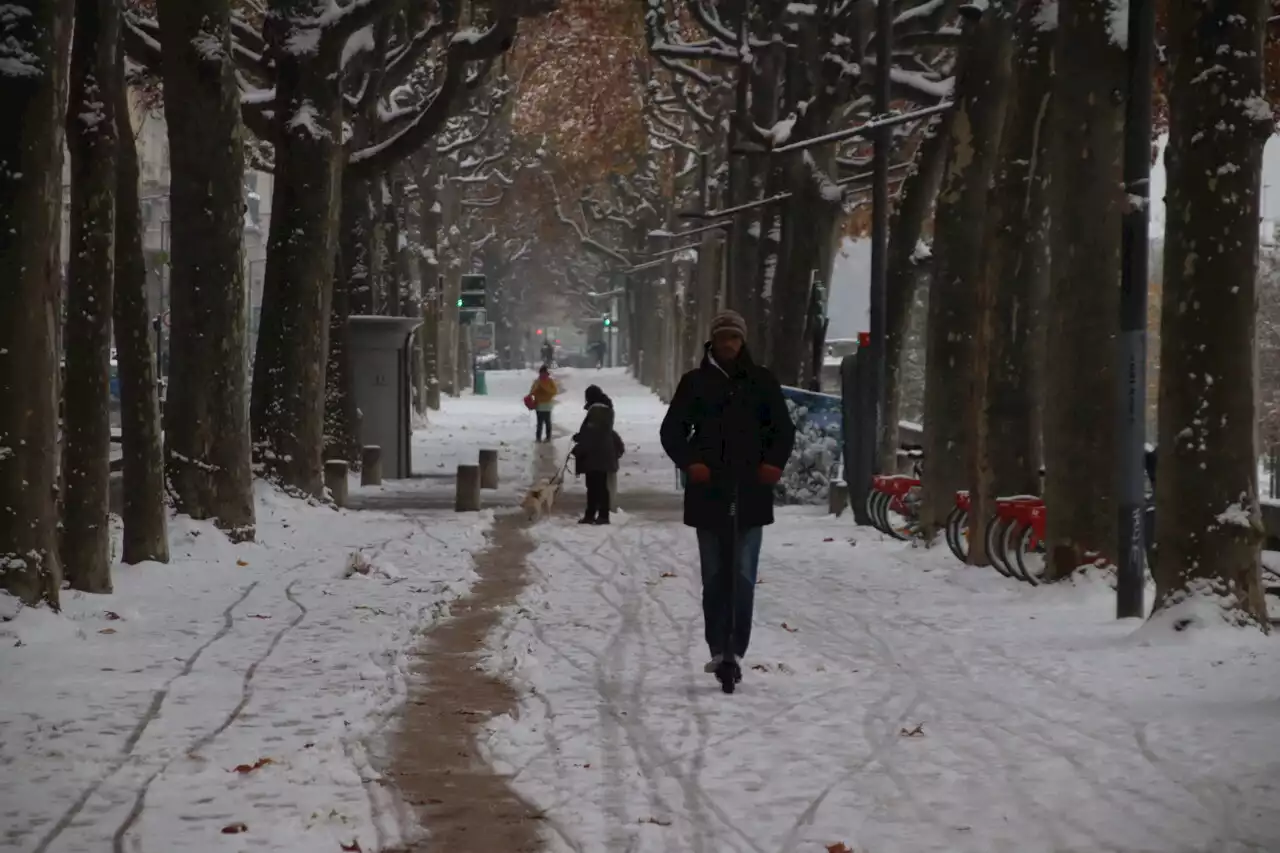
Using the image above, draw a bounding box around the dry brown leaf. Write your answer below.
[231,757,274,773]
[660,572,676,578]
[826,844,854,853]
[639,816,672,826]
[98,628,117,635]
[236,559,249,567]
[340,841,363,852]
[900,723,925,737]
[104,611,122,620]
[781,623,798,633]
[221,822,248,834]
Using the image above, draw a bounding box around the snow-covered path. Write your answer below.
[480,371,1280,853]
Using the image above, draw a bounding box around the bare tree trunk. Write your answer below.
[324,171,374,464]
[62,0,120,593]
[415,164,441,411]
[0,0,73,608]
[969,0,1054,558]
[1041,0,1124,579]
[111,36,168,564]
[1155,0,1270,626]
[919,3,1014,542]
[250,4,344,496]
[880,112,953,471]
[157,0,255,539]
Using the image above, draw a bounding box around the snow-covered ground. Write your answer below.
[0,489,488,853]
[7,366,1280,853]
[479,371,1280,853]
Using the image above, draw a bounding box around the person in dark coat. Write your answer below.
[659,309,795,679]
[572,384,623,524]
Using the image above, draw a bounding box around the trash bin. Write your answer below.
[473,370,488,396]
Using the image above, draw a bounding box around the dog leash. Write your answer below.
[550,451,573,487]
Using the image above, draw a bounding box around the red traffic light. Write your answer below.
[536,328,543,335]
[858,331,871,347]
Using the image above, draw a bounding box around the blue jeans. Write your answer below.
[696,526,763,659]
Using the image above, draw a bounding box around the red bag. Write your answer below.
[523,394,537,410]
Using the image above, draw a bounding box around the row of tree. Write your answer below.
[524,0,1273,627]
[0,0,551,609]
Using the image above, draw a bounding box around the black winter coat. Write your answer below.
[660,344,796,529]
[573,403,622,474]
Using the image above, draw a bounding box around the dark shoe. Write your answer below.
[593,517,610,525]
[578,517,594,524]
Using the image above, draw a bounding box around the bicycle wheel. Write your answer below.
[864,488,881,530]
[882,494,914,541]
[1013,523,1048,585]
[984,515,1015,578]
[873,492,895,536]
[945,507,965,562]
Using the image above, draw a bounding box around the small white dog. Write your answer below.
[521,477,560,521]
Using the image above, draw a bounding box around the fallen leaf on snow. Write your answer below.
[900,723,925,737]
[660,572,677,578]
[751,664,770,672]
[98,628,117,635]
[221,823,248,834]
[236,559,249,567]
[781,623,798,633]
[639,817,672,826]
[823,537,835,542]
[826,844,854,853]
[231,757,275,773]
[247,614,272,619]
[340,841,362,852]
[104,611,122,620]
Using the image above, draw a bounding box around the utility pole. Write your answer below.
[854,0,894,524]
[1117,0,1156,619]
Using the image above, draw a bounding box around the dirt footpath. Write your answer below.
[385,513,544,852]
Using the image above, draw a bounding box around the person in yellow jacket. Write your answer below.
[529,365,559,442]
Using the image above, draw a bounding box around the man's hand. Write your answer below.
[687,463,711,484]
[758,463,783,485]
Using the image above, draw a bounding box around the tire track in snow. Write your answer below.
[28,581,260,853]
[111,578,309,853]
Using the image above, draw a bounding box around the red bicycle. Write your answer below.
[866,475,922,540]
[984,496,1046,584]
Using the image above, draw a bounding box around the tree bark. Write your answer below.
[111,52,169,565]
[968,0,1054,560]
[1041,0,1125,579]
[918,3,1014,541]
[251,4,345,496]
[157,0,255,540]
[62,0,120,593]
[0,0,73,608]
[1155,0,1270,626]
[880,111,953,471]
[325,170,375,464]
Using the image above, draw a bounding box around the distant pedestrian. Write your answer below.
[572,384,624,525]
[528,365,559,442]
[659,309,795,688]
[541,339,555,366]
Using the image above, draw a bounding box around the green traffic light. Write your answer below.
[456,298,463,307]
[603,318,611,327]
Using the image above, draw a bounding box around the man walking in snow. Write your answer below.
[660,309,795,684]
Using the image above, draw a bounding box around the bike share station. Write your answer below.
[347,315,423,479]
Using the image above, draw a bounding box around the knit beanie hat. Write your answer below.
[709,309,747,340]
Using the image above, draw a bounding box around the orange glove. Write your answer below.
[758,463,784,485]
[687,463,711,484]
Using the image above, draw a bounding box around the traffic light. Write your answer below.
[458,290,485,310]
[603,316,611,327]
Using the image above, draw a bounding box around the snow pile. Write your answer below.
[0,481,489,853]
[776,398,840,504]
